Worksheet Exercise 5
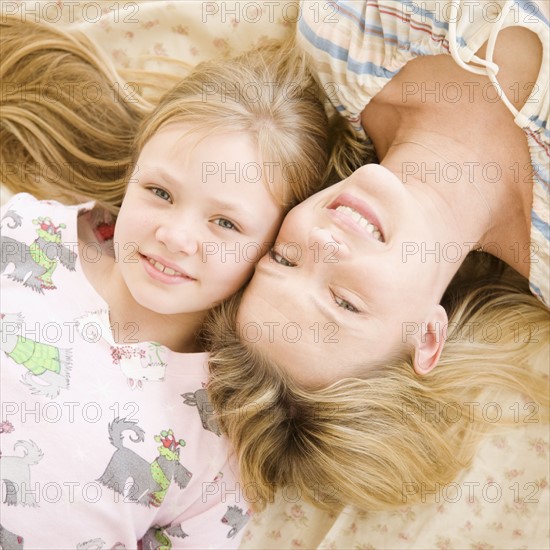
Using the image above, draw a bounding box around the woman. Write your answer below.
[207,0,549,512]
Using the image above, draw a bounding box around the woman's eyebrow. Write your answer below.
[254,263,359,330]
[255,260,286,278]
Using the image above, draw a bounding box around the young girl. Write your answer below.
[0,16,329,548]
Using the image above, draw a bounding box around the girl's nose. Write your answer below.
[156,223,199,256]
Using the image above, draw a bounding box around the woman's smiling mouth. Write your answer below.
[327,193,385,243]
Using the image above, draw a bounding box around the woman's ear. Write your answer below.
[412,305,448,376]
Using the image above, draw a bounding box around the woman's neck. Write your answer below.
[379,130,532,280]
[359,28,540,282]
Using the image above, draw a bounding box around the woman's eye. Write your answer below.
[149,187,172,202]
[269,248,295,267]
[333,293,359,313]
[214,218,236,230]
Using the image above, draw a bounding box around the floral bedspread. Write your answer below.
[1,2,548,548]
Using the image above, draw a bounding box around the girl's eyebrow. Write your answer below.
[209,198,250,215]
[209,198,258,230]
[142,165,258,225]
[143,166,180,186]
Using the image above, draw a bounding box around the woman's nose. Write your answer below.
[156,223,199,256]
[307,226,350,261]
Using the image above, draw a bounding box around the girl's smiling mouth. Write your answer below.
[140,253,196,283]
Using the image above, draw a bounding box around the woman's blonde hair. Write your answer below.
[1,15,330,212]
[206,254,549,512]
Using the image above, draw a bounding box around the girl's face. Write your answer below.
[114,123,283,315]
[237,164,452,386]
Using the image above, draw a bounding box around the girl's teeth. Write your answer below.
[148,258,181,276]
[335,205,383,241]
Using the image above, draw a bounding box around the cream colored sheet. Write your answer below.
[1,2,548,548]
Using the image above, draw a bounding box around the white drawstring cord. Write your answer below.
[483,0,519,116]
[447,0,518,117]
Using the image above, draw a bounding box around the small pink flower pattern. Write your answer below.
[110,345,145,365]
[0,421,14,434]
[111,49,130,69]
[529,437,549,458]
[212,38,231,57]
[463,520,474,531]
[153,43,167,57]
[504,468,524,480]
[266,529,281,540]
[436,536,453,550]
[284,504,308,527]
[98,18,111,32]
[141,19,160,30]
[491,435,510,450]
[535,477,548,490]
[171,24,189,35]
[290,505,304,519]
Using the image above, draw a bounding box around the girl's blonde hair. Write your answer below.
[206,254,549,512]
[1,16,330,212]
[0,16,149,207]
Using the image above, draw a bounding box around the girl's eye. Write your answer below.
[149,187,172,202]
[214,218,237,230]
[269,248,295,267]
[333,293,360,313]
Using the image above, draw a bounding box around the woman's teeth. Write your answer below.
[147,257,182,276]
[336,205,383,241]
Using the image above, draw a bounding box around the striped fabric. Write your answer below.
[297,0,549,307]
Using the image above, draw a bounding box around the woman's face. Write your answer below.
[237,164,452,386]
